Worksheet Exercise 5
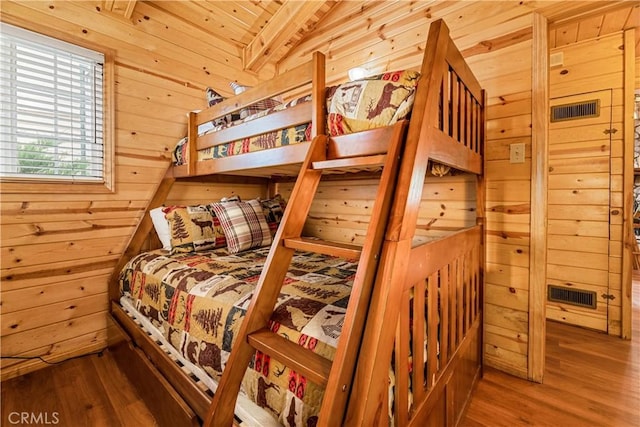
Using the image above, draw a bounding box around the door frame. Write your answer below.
[528,12,548,383]
[622,28,635,340]
[528,22,635,382]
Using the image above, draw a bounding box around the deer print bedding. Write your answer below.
[119,246,357,426]
[173,69,420,166]
[326,69,420,136]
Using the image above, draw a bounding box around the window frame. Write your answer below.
[0,18,115,194]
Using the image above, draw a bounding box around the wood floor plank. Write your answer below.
[54,357,116,426]
[1,359,63,424]
[91,351,159,427]
[1,351,157,426]
[462,274,640,427]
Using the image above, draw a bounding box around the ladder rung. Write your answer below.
[284,237,362,259]
[247,329,332,386]
[312,154,387,170]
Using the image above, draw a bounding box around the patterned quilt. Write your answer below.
[174,69,421,166]
[200,123,311,161]
[172,122,312,165]
[119,247,357,426]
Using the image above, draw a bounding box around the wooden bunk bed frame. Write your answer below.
[108,19,485,427]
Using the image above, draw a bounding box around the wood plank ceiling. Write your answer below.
[140,0,337,74]
[547,1,639,52]
[127,1,637,91]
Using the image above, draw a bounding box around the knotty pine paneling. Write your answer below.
[276,174,477,246]
[0,1,257,92]
[2,271,112,314]
[467,33,533,378]
[165,181,268,207]
[0,2,206,380]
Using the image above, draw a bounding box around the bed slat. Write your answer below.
[327,126,394,158]
[111,304,212,419]
[412,278,426,405]
[427,272,439,389]
[176,142,310,178]
[395,290,411,426]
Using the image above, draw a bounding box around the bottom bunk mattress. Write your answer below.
[119,246,358,426]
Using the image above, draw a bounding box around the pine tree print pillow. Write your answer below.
[164,205,226,254]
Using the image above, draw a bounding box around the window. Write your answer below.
[0,22,107,183]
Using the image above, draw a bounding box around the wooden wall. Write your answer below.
[0,1,213,380]
[165,180,268,208]
[277,174,477,246]
[465,22,534,379]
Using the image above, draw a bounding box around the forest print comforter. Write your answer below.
[119,246,357,426]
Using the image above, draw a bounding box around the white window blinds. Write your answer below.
[0,23,104,181]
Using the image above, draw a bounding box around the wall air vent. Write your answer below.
[550,99,599,123]
[547,285,596,309]
[549,52,564,67]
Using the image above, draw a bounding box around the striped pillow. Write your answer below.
[211,199,272,254]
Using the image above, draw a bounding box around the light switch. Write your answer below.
[510,143,525,163]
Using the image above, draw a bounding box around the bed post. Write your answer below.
[476,89,487,379]
[311,51,326,139]
[344,19,451,425]
[187,111,198,176]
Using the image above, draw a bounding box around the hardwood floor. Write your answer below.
[2,280,638,427]
[461,274,640,427]
[1,349,158,427]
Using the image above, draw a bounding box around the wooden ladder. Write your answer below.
[204,121,408,426]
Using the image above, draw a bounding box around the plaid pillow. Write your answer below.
[164,205,226,254]
[240,98,282,120]
[211,199,272,254]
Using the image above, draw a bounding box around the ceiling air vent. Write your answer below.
[547,285,596,309]
[550,99,599,123]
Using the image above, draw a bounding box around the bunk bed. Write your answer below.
[108,19,485,427]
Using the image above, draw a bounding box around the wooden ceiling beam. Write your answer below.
[103,0,115,12]
[103,0,137,20]
[547,1,636,28]
[243,0,329,72]
[124,0,137,20]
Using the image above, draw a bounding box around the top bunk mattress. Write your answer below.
[173,70,420,166]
